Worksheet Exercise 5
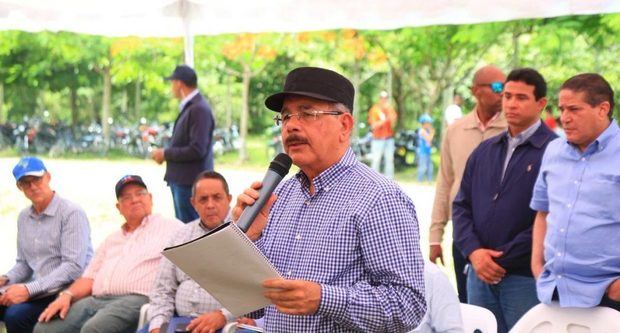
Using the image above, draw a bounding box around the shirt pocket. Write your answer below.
[591,173,620,220]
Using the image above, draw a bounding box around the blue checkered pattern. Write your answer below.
[256,148,426,332]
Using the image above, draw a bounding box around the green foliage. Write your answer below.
[2,14,620,132]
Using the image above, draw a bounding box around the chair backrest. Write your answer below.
[460,303,498,333]
[138,303,149,329]
[510,302,620,333]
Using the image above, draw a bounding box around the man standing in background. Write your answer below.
[151,65,215,223]
[368,90,398,179]
[429,65,507,303]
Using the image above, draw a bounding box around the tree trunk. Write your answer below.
[102,67,112,148]
[350,63,361,139]
[70,87,78,135]
[121,88,128,117]
[512,28,520,68]
[134,75,141,121]
[239,64,251,162]
[225,74,233,128]
[0,83,4,123]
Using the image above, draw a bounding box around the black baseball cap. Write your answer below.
[115,175,148,198]
[265,67,355,112]
[165,65,197,87]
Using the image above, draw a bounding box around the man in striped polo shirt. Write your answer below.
[35,175,182,333]
[0,157,93,333]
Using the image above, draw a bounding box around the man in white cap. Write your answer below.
[0,157,93,333]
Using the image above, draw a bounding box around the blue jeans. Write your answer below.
[417,152,433,182]
[371,138,395,179]
[33,294,148,333]
[170,183,198,223]
[467,268,539,333]
[0,295,55,333]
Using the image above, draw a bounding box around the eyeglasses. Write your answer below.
[477,81,504,93]
[118,189,149,203]
[17,176,44,189]
[273,109,344,126]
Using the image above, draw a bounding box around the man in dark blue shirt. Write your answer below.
[152,65,215,223]
[453,68,557,332]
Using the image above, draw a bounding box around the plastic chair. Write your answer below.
[138,303,150,328]
[510,302,620,333]
[460,303,498,333]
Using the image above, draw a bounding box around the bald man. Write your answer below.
[429,65,508,302]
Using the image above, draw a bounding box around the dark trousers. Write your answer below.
[0,295,56,333]
[453,242,468,303]
[170,183,198,223]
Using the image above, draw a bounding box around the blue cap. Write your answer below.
[419,114,433,124]
[13,156,47,181]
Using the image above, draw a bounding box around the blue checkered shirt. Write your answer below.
[255,148,426,332]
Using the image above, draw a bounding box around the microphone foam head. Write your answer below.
[269,153,293,177]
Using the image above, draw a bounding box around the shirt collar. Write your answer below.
[506,119,541,141]
[463,106,506,130]
[122,213,153,234]
[493,120,552,149]
[179,89,199,112]
[30,192,59,217]
[295,148,357,194]
[197,209,231,232]
[574,120,620,154]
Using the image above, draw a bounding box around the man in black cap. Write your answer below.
[35,175,182,333]
[233,67,426,332]
[152,64,215,223]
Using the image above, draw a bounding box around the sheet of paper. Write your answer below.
[163,222,281,317]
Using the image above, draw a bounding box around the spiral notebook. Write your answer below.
[162,222,281,317]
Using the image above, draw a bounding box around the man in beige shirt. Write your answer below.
[429,65,507,302]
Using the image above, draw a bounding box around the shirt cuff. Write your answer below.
[316,284,347,320]
[149,315,167,330]
[24,280,43,296]
[429,242,442,246]
[530,199,549,212]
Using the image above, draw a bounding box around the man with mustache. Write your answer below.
[35,175,182,333]
[143,171,241,333]
[453,68,557,332]
[233,67,426,332]
[531,73,620,311]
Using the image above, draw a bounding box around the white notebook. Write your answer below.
[162,222,281,317]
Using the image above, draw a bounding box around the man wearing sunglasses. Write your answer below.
[0,157,93,333]
[430,65,507,304]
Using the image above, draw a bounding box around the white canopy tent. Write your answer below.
[1,0,619,66]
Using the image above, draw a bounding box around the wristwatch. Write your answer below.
[59,290,74,300]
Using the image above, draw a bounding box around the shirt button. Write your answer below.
[295,234,301,240]
[558,275,563,279]
[557,252,562,257]
[560,228,565,233]
[566,203,572,208]
[286,270,292,276]
[304,201,310,206]
[573,180,579,185]
[581,157,586,162]
[493,193,499,200]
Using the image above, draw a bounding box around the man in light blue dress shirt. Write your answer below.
[0,157,93,333]
[530,73,620,310]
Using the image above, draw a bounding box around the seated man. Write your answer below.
[411,261,463,333]
[143,171,237,333]
[34,175,183,333]
[0,157,92,333]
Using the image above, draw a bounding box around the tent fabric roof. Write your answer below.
[1,0,620,37]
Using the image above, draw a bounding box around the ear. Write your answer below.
[190,196,197,210]
[537,97,548,113]
[598,101,611,119]
[115,202,121,213]
[339,113,354,142]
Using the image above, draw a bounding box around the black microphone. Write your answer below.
[237,153,293,232]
